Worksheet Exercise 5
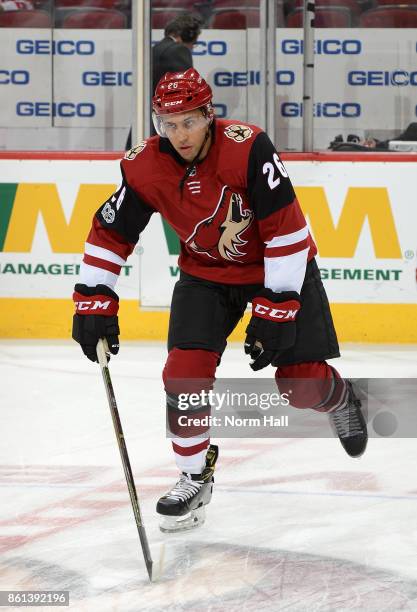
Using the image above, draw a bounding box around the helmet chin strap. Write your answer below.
[179,128,211,194]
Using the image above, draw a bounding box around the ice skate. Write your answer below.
[330,381,367,457]
[157,444,218,533]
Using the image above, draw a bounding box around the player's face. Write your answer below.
[161,109,211,162]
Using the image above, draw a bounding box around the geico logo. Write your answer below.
[214,70,295,87]
[192,40,227,56]
[213,103,226,118]
[348,70,417,86]
[282,39,361,55]
[16,39,94,55]
[164,100,182,106]
[254,304,298,319]
[76,300,111,311]
[281,102,361,118]
[0,70,29,85]
[16,102,95,117]
[82,71,132,86]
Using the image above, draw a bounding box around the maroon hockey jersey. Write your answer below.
[79,119,316,293]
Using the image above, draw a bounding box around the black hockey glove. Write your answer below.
[72,283,120,363]
[244,289,301,371]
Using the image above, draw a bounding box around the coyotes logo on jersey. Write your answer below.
[186,186,254,262]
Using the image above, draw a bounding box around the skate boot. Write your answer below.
[157,445,218,533]
[330,381,367,458]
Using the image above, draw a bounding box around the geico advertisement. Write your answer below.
[1,28,416,137]
[0,159,138,299]
[139,161,417,306]
[1,29,132,128]
[0,160,415,303]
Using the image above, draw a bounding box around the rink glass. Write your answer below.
[0,1,414,150]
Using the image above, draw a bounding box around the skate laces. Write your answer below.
[166,474,203,502]
[332,400,363,439]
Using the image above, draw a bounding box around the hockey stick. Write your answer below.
[96,338,153,582]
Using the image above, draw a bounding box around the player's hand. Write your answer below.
[244,289,300,371]
[72,283,120,363]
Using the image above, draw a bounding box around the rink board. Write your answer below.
[1,29,417,151]
[0,152,416,342]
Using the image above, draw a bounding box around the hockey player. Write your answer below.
[72,69,367,533]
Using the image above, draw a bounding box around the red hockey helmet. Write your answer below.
[152,68,214,137]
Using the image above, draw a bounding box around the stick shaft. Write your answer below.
[96,339,153,581]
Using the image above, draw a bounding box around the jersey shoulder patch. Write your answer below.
[124,140,147,160]
[121,137,165,195]
[224,124,254,143]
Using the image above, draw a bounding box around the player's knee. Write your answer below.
[163,348,218,387]
[163,348,217,436]
[163,347,219,404]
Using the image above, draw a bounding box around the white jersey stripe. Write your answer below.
[79,262,118,290]
[264,247,309,294]
[266,225,308,248]
[85,242,126,266]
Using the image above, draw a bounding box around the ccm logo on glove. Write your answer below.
[252,297,300,322]
[73,292,119,316]
[72,283,120,363]
[244,289,301,371]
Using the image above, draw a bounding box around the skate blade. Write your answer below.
[159,507,206,534]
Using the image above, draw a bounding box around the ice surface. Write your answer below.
[1,341,417,611]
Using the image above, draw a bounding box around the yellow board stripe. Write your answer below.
[0,299,416,343]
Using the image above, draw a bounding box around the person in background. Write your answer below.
[126,12,202,148]
[152,12,202,97]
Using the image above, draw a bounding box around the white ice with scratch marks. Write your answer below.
[1,340,417,611]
